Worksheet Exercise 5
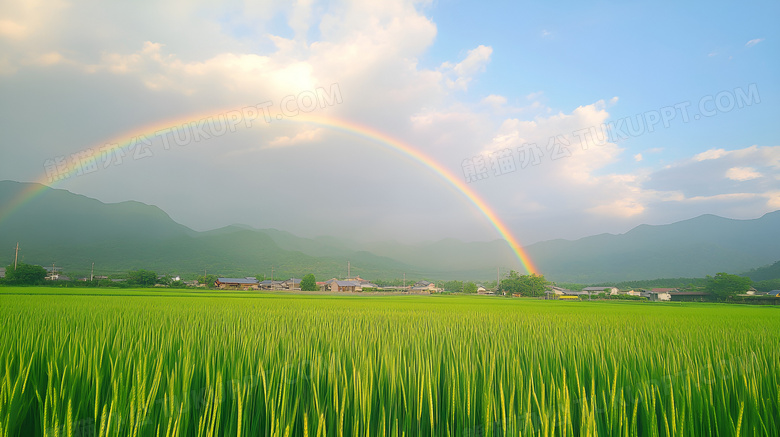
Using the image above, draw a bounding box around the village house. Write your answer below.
[737,288,770,297]
[582,286,619,296]
[667,291,710,302]
[639,289,672,301]
[411,280,440,293]
[215,277,259,290]
[319,278,336,291]
[259,280,285,290]
[324,279,360,292]
[544,286,566,298]
[336,280,360,292]
[318,277,378,292]
[380,285,410,292]
[345,276,379,289]
[414,280,436,290]
[0,267,5,278]
[43,266,64,281]
[283,278,302,290]
[648,288,675,301]
[546,286,589,299]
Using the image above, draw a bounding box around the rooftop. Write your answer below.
[217,277,259,284]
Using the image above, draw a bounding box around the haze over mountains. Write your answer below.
[1,180,778,283]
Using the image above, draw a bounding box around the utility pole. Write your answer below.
[497,266,500,295]
[14,242,19,270]
[347,261,350,279]
[403,273,406,289]
[91,262,94,281]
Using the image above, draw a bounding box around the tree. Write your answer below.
[300,274,317,291]
[127,270,157,287]
[705,272,752,300]
[197,275,218,288]
[442,280,464,292]
[498,271,549,296]
[463,282,477,294]
[198,274,218,288]
[3,263,47,285]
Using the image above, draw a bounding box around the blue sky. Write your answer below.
[430,1,778,156]
[0,0,778,246]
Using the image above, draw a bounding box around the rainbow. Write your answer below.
[0,109,538,274]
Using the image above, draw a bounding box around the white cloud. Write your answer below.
[643,145,780,218]
[453,45,492,77]
[587,197,645,218]
[29,51,64,66]
[694,148,728,161]
[634,153,643,162]
[268,128,324,148]
[0,0,69,40]
[0,19,27,39]
[767,191,780,209]
[745,38,764,47]
[725,167,762,182]
[440,45,492,90]
[481,94,507,108]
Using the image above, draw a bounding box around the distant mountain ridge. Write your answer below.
[525,211,780,282]
[1,180,778,282]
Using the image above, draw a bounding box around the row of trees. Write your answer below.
[498,271,550,296]
[704,272,753,299]
[440,272,551,296]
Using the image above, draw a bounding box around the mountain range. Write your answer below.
[1,180,778,283]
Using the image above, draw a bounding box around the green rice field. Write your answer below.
[1,287,778,436]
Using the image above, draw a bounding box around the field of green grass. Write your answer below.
[1,287,778,436]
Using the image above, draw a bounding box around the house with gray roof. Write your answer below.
[582,286,619,295]
[412,280,438,293]
[283,278,302,290]
[215,277,259,290]
[317,278,359,292]
[259,280,285,290]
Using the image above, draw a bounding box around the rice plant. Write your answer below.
[0,290,778,436]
